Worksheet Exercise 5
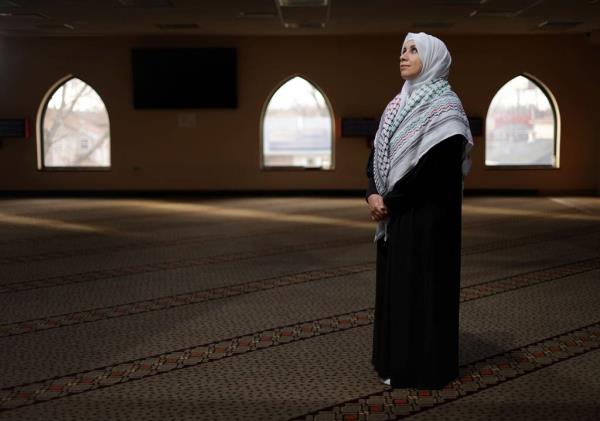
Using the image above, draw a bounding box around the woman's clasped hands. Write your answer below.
[367,194,390,221]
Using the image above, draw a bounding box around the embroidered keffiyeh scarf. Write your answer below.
[373,32,474,241]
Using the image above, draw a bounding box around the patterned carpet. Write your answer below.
[0,195,598,421]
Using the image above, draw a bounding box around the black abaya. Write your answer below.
[366,134,466,389]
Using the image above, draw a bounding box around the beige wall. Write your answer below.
[0,34,598,193]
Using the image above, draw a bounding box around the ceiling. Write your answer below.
[0,0,599,37]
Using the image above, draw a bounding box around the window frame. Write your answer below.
[259,74,336,171]
[484,72,561,170]
[36,74,112,172]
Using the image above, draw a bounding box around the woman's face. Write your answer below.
[399,40,423,80]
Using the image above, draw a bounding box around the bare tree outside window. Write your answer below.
[485,75,557,167]
[262,76,333,169]
[42,78,111,168]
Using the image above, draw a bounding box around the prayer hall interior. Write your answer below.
[0,1,599,420]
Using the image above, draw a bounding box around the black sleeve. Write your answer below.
[365,147,378,202]
[382,134,465,211]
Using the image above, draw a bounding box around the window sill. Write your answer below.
[37,167,112,172]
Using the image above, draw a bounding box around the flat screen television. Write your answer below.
[131,48,237,109]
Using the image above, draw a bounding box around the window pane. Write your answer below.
[43,78,111,167]
[485,75,556,166]
[263,76,332,169]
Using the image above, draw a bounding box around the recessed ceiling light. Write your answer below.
[283,22,326,28]
[276,0,330,29]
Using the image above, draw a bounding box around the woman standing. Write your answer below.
[366,32,473,389]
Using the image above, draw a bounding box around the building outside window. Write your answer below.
[485,74,559,168]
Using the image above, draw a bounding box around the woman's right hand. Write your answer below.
[367,194,389,221]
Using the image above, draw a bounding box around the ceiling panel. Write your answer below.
[0,0,598,36]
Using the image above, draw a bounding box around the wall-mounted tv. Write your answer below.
[131,48,237,109]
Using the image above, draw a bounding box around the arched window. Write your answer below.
[38,76,111,169]
[485,74,559,167]
[261,76,333,169]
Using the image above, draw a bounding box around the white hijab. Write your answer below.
[401,32,452,102]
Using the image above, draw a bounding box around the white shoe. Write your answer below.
[379,377,391,386]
